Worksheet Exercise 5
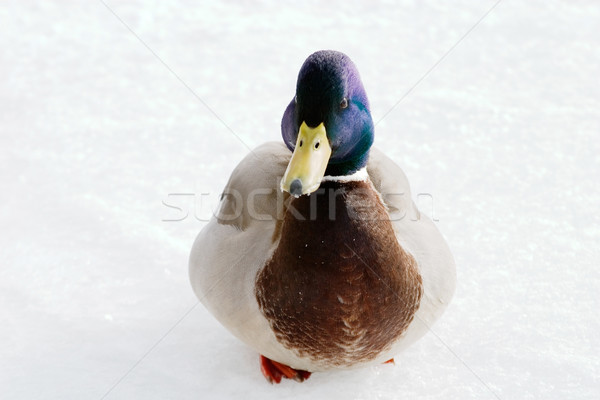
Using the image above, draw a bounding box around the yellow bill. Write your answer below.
[281,122,332,196]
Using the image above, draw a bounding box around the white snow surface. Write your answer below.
[1,1,598,399]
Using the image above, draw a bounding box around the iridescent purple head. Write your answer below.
[281,50,374,179]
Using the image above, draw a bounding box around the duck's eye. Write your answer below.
[340,98,348,109]
[314,141,320,149]
[299,140,303,147]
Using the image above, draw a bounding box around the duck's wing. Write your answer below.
[367,147,419,221]
[215,141,291,230]
[367,147,456,345]
[189,142,294,358]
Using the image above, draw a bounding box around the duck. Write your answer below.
[189,50,456,383]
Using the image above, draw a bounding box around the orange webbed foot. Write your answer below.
[383,358,395,365]
[260,355,311,384]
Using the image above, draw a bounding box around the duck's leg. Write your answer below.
[259,355,311,384]
[383,358,395,365]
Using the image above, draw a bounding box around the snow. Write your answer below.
[1,1,598,399]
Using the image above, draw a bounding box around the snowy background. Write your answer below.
[1,1,598,399]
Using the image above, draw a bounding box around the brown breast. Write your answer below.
[254,180,423,367]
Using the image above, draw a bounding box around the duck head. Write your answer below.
[280,50,374,196]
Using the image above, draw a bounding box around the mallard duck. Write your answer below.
[189,50,456,383]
